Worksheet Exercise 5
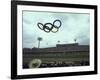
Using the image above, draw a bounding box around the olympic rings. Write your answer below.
[37,19,62,33]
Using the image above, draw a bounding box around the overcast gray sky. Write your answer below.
[22,11,90,48]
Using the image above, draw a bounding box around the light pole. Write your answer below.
[37,37,42,48]
[74,39,77,43]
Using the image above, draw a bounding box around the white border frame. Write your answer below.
[17,5,95,75]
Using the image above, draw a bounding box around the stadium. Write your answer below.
[23,43,89,68]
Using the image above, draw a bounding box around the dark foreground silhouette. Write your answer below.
[23,60,89,69]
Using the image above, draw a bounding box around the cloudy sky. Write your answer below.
[22,11,90,48]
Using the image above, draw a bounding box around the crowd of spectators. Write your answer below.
[23,60,89,68]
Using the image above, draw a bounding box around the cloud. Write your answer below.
[22,11,90,48]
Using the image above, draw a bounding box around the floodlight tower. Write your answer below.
[37,37,42,48]
[74,39,77,43]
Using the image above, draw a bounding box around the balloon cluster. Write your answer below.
[37,19,62,33]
